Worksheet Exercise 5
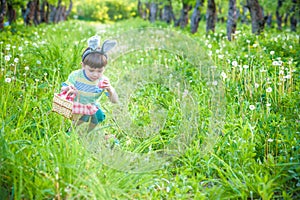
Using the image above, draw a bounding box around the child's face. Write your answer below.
[82,64,105,81]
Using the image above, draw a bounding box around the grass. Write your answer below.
[0,18,299,199]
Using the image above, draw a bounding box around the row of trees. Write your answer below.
[1,0,298,39]
[137,0,299,40]
[0,0,72,29]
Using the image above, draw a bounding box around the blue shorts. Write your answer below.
[79,109,105,124]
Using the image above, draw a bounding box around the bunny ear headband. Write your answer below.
[82,35,117,61]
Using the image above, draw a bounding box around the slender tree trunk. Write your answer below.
[276,0,283,30]
[65,0,72,20]
[227,0,237,41]
[7,2,16,24]
[175,2,189,28]
[206,0,217,33]
[266,14,272,27]
[24,1,35,26]
[0,0,6,29]
[162,0,175,24]
[190,0,203,34]
[149,2,158,23]
[290,0,298,32]
[246,0,266,35]
[33,0,40,25]
[41,0,50,23]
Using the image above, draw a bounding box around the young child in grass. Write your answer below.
[61,35,118,132]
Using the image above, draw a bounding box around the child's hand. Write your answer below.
[98,78,111,89]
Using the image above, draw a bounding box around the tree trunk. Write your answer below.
[276,0,283,30]
[0,0,6,30]
[33,0,40,25]
[206,0,217,33]
[162,0,175,24]
[49,4,56,23]
[65,0,73,20]
[266,14,272,27]
[149,2,158,23]
[41,0,50,23]
[7,3,16,24]
[190,0,203,34]
[24,1,35,26]
[226,0,237,41]
[246,0,266,35]
[290,0,298,32]
[175,2,190,28]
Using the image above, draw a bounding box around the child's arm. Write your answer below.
[106,86,119,103]
[99,78,118,103]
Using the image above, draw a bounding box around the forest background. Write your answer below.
[0,0,299,199]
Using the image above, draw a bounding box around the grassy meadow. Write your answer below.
[0,18,299,199]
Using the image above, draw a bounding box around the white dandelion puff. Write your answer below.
[270,51,275,55]
[266,87,273,93]
[5,55,10,61]
[5,77,12,83]
[249,105,256,110]
[232,61,238,67]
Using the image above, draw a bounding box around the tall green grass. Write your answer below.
[0,18,299,199]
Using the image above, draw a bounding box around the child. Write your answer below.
[61,36,118,132]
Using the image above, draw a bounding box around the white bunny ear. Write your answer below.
[87,35,100,50]
[101,40,117,53]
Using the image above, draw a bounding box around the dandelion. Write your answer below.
[279,70,284,75]
[246,40,250,44]
[270,51,275,55]
[266,87,272,93]
[36,60,41,65]
[254,83,259,88]
[267,138,274,142]
[207,44,212,49]
[243,65,249,69]
[272,61,281,66]
[212,81,218,86]
[221,71,227,80]
[232,60,238,67]
[24,66,30,71]
[266,103,271,107]
[249,105,255,110]
[5,55,10,61]
[18,46,23,51]
[14,58,19,63]
[5,77,12,83]
[218,54,224,59]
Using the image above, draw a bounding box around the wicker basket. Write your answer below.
[52,90,75,119]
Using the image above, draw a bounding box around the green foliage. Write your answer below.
[72,0,137,22]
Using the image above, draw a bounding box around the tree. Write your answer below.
[227,0,237,41]
[246,0,266,35]
[0,0,6,29]
[206,0,217,33]
[276,0,283,30]
[149,2,158,22]
[162,0,176,24]
[175,0,191,28]
[290,0,298,32]
[190,0,203,33]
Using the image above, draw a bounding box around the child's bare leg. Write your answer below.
[74,119,85,126]
[88,123,97,132]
